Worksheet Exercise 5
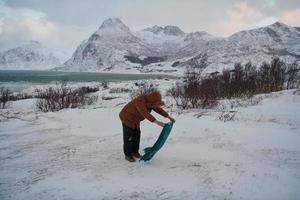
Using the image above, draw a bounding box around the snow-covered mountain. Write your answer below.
[58,18,216,72]
[135,26,215,57]
[0,41,63,70]
[62,18,158,72]
[60,18,300,73]
[5,18,296,74]
[187,22,300,74]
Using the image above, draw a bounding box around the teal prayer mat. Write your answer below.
[140,122,174,162]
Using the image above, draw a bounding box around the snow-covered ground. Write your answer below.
[0,80,300,200]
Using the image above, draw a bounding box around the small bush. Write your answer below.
[0,87,12,109]
[101,81,109,89]
[109,88,132,94]
[36,83,98,112]
[218,111,236,122]
[102,96,118,100]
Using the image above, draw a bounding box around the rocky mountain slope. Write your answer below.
[190,22,300,74]
[59,18,217,73]
[60,18,300,74]
[62,18,157,72]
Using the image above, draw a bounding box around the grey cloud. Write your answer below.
[246,0,300,16]
[1,0,300,51]
[4,0,299,34]
[4,0,122,26]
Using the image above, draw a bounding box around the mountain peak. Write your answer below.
[271,21,288,27]
[143,25,164,34]
[143,25,185,36]
[264,21,293,35]
[268,21,291,31]
[99,18,129,31]
[189,31,211,37]
[163,25,185,36]
[184,31,215,41]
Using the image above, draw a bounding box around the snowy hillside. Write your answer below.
[58,18,220,73]
[0,79,300,199]
[198,22,300,74]
[59,18,300,74]
[0,41,63,70]
[62,18,157,72]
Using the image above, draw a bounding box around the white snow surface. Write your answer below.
[0,80,300,200]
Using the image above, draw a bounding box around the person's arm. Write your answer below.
[135,100,165,127]
[153,107,168,118]
[153,107,176,122]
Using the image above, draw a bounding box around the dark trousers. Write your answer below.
[122,124,141,157]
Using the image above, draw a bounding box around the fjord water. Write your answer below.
[0,70,173,83]
[0,70,175,92]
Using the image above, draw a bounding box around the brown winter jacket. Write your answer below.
[119,92,169,129]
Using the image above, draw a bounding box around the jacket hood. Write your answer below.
[145,92,164,107]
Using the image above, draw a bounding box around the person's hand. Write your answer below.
[168,116,176,122]
[154,120,165,127]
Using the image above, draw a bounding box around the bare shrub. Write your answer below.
[102,96,118,100]
[169,57,299,110]
[9,92,35,101]
[101,81,109,89]
[84,94,99,105]
[109,88,132,94]
[167,82,184,107]
[36,83,98,112]
[286,62,300,89]
[168,65,218,109]
[0,87,12,109]
[218,111,236,122]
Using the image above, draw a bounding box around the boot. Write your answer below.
[132,152,142,159]
[125,156,136,162]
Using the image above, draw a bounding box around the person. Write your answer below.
[119,91,175,162]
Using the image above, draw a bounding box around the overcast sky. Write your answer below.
[1,0,300,52]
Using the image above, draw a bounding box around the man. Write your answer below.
[119,91,175,162]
